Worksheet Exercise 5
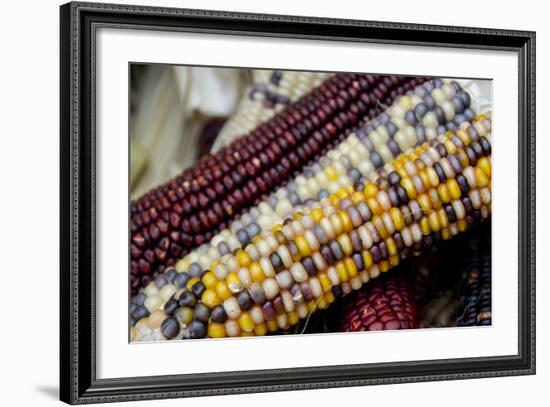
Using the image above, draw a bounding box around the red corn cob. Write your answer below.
[339,272,418,332]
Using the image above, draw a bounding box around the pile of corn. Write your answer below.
[130,74,427,294]
[129,72,492,341]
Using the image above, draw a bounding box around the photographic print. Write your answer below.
[60,3,535,403]
[128,66,493,342]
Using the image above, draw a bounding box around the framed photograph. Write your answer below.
[60,1,536,404]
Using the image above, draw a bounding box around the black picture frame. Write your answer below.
[60,1,536,404]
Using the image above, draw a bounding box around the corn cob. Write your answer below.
[165,79,475,287]
[456,222,491,326]
[339,271,417,331]
[211,70,333,153]
[130,113,492,341]
[130,74,426,294]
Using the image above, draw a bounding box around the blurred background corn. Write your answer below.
[130,114,492,341]
[456,223,491,326]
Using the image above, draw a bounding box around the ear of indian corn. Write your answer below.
[130,113,492,341]
[130,73,427,294]
[456,222,491,326]
[339,271,417,331]
[163,78,475,288]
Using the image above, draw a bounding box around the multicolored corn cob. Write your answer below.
[165,79,476,289]
[130,74,426,294]
[211,70,333,153]
[130,113,492,341]
[339,271,417,331]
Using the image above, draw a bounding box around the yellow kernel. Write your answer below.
[367,198,383,217]
[202,271,218,289]
[266,320,278,332]
[457,219,468,232]
[457,150,469,167]
[235,250,252,267]
[344,258,358,277]
[325,165,338,181]
[457,129,471,145]
[437,183,451,203]
[426,167,439,187]
[364,183,379,198]
[241,331,255,337]
[447,179,462,200]
[444,139,457,155]
[417,193,432,213]
[329,194,340,208]
[390,207,404,231]
[380,260,390,272]
[336,262,349,282]
[317,297,328,310]
[324,290,336,304]
[401,177,417,199]
[201,289,221,308]
[238,312,255,332]
[475,167,490,188]
[288,311,299,325]
[478,157,492,177]
[386,238,397,256]
[430,190,443,209]
[295,235,312,256]
[215,281,232,300]
[441,227,452,240]
[475,113,486,121]
[254,323,268,336]
[397,155,409,166]
[318,273,332,290]
[428,212,441,232]
[208,322,227,338]
[398,168,408,180]
[249,262,266,282]
[175,306,193,326]
[372,215,388,239]
[351,191,366,203]
[330,213,344,235]
[389,254,400,267]
[339,210,353,233]
[420,217,431,235]
[338,234,354,256]
[438,208,449,229]
[226,273,242,293]
[399,95,413,109]
[362,251,373,268]
[418,170,431,190]
[310,208,324,223]
[337,187,351,200]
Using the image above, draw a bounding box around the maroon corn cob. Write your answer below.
[130,74,427,295]
[339,272,418,332]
